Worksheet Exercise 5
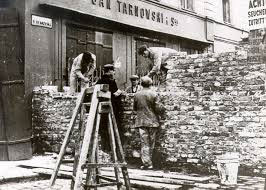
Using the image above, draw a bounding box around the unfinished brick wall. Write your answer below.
[122,51,266,174]
[32,86,78,154]
[32,50,266,174]
[161,51,266,170]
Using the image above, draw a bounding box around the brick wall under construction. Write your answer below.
[32,50,266,175]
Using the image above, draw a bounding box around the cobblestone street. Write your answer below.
[0,179,71,190]
[0,175,265,190]
[0,178,129,190]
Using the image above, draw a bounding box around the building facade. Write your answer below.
[0,0,248,159]
[1,0,248,92]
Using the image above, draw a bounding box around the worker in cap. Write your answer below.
[96,63,126,151]
[133,75,165,170]
[125,75,143,93]
[98,64,122,96]
[103,64,114,71]
[138,45,178,78]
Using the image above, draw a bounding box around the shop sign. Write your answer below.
[32,15,52,29]
[248,0,266,30]
[41,0,210,42]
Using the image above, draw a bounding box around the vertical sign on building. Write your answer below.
[248,0,266,30]
[248,0,266,64]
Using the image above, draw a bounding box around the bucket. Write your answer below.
[216,152,239,185]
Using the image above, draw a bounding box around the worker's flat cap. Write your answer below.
[130,75,139,80]
[103,64,114,70]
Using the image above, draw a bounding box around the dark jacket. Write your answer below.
[133,88,164,128]
[96,74,123,149]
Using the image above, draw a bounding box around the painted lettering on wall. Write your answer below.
[248,0,266,30]
[91,0,111,9]
[88,0,179,27]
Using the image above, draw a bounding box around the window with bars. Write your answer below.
[223,0,231,23]
[181,0,194,11]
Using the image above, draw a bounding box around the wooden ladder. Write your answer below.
[49,84,131,190]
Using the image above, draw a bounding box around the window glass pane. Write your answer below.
[181,0,194,11]
[223,0,230,23]
[181,0,185,8]
[102,33,113,46]
[187,0,194,11]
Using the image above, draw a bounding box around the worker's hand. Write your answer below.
[83,77,90,83]
[120,90,127,96]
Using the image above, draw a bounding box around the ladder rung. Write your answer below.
[72,175,75,181]
[85,87,94,94]
[97,91,111,99]
[82,162,127,169]
[82,103,91,106]
[98,175,117,182]
[83,182,123,188]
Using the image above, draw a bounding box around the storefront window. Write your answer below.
[181,0,194,11]
[223,0,231,23]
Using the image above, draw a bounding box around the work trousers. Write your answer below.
[138,127,158,167]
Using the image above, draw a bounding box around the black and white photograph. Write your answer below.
[1,0,266,189]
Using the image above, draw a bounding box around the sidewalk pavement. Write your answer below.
[0,154,55,183]
[0,154,265,189]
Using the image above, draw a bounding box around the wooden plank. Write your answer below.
[0,137,31,144]
[2,83,31,160]
[107,112,122,189]
[85,105,101,188]
[25,165,215,190]
[0,23,19,28]
[85,182,122,188]
[33,168,72,179]
[19,163,73,172]
[21,161,211,184]
[49,88,86,186]
[71,103,86,189]
[83,163,127,168]
[102,171,195,186]
[32,168,184,189]
[100,175,183,190]
[101,167,211,182]
[73,85,101,190]
[0,8,29,161]
[1,80,24,85]
[0,82,8,161]
[128,169,211,182]
[97,91,111,99]
[110,104,132,190]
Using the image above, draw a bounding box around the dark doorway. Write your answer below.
[0,8,32,161]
